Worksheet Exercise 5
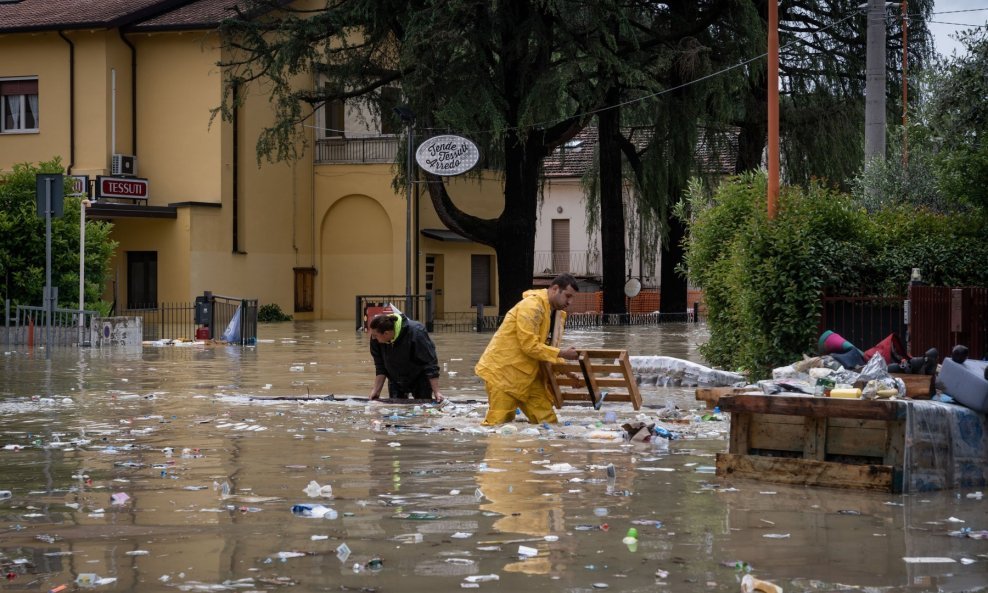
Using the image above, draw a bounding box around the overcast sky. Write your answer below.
[928,0,986,57]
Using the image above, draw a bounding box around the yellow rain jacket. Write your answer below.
[475,289,567,424]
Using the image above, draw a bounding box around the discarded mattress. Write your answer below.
[939,358,988,413]
[630,356,744,388]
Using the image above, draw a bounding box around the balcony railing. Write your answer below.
[533,250,600,277]
[315,136,399,164]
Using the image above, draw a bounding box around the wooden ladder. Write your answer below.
[542,349,642,410]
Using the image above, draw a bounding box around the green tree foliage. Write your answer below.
[0,159,117,308]
[257,303,292,322]
[730,0,934,189]
[680,173,988,378]
[913,28,988,210]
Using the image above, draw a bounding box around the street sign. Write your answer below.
[96,176,149,200]
[68,175,90,198]
[35,173,64,217]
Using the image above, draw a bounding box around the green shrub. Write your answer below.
[680,172,988,379]
[257,303,292,322]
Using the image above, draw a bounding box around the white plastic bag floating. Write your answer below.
[303,480,333,498]
[222,305,242,343]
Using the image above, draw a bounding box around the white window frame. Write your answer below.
[1,77,39,133]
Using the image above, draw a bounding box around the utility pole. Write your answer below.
[864,0,887,161]
[767,0,779,220]
[394,106,416,316]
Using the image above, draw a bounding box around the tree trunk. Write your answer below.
[659,216,687,315]
[736,86,767,173]
[597,102,627,316]
[493,132,545,315]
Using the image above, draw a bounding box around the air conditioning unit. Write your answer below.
[111,154,137,177]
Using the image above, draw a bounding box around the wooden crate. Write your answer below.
[716,394,907,493]
[542,349,643,410]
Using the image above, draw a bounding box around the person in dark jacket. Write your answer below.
[368,312,445,404]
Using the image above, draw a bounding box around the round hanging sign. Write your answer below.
[415,135,481,176]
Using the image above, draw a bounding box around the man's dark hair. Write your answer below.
[550,273,579,292]
[369,313,397,332]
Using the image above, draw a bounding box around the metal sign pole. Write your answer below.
[45,177,53,359]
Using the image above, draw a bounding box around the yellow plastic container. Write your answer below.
[829,388,862,399]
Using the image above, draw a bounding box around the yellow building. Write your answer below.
[0,0,499,321]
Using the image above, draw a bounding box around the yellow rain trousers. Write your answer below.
[475,289,567,425]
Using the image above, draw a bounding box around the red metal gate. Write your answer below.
[909,286,988,361]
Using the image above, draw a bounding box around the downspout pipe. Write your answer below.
[118,30,137,154]
[57,31,75,173]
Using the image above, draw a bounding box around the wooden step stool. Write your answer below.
[542,349,643,410]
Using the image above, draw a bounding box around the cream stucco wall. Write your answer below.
[0,33,71,169]
[136,32,222,203]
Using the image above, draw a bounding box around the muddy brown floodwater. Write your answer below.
[1,321,985,593]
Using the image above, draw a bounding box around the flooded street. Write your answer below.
[1,322,985,593]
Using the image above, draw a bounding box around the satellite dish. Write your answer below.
[624,278,642,298]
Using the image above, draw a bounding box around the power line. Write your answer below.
[927,20,987,27]
[306,7,938,139]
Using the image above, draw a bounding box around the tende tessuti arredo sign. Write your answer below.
[415,134,480,176]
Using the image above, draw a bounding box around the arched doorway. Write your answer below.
[321,195,394,319]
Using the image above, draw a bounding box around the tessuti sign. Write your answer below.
[415,135,480,176]
[96,176,149,200]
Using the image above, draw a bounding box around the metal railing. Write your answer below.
[356,294,434,332]
[3,300,98,347]
[462,301,703,333]
[212,295,259,346]
[819,287,988,361]
[120,295,258,345]
[532,250,601,277]
[315,136,399,164]
[120,302,196,342]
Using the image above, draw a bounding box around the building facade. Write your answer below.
[0,0,502,321]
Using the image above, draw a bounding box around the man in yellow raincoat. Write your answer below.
[475,273,580,425]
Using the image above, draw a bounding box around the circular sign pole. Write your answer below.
[405,122,414,316]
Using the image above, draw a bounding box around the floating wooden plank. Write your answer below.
[716,452,899,493]
[695,387,760,409]
[542,349,642,410]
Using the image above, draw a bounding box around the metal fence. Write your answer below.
[356,294,434,332]
[818,295,906,354]
[2,300,98,347]
[120,302,196,342]
[909,286,988,361]
[119,295,258,345]
[315,137,399,164]
[439,302,703,333]
[532,250,601,277]
[819,287,988,361]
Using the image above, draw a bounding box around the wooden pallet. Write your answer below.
[716,394,907,492]
[542,349,643,410]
